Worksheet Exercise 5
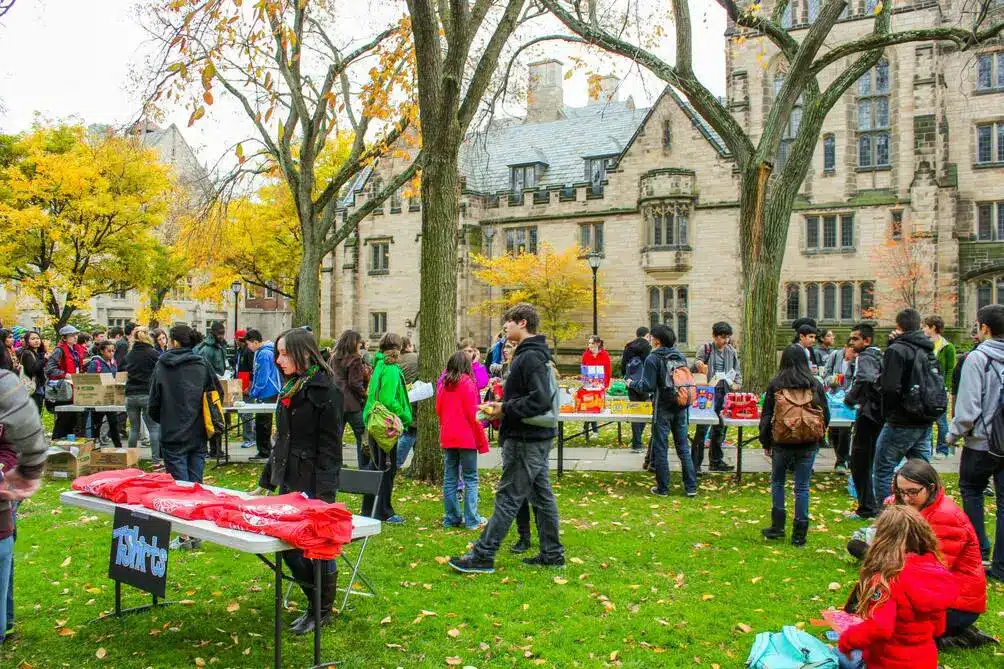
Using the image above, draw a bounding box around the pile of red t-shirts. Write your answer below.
[71,470,355,559]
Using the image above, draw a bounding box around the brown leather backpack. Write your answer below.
[771,388,825,445]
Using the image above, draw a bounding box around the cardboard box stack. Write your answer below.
[46,440,94,480]
[72,373,118,406]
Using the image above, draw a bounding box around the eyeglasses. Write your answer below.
[895,486,926,498]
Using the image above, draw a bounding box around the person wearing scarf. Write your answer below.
[259,328,344,635]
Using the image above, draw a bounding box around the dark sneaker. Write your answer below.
[649,486,669,497]
[448,552,495,574]
[709,462,733,473]
[685,490,697,498]
[522,554,565,567]
[510,536,532,553]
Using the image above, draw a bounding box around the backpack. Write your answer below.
[662,357,696,409]
[772,388,825,445]
[900,346,948,422]
[522,361,560,428]
[625,355,644,384]
[981,356,1004,459]
[747,626,840,668]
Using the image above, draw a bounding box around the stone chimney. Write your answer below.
[588,75,620,105]
[526,60,564,123]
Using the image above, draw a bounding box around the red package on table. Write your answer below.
[72,469,175,503]
[140,483,240,521]
[210,492,354,559]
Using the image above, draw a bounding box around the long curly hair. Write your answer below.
[855,505,941,617]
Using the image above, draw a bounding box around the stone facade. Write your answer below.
[327,0,1004,354]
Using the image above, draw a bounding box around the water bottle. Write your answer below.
[847,473,857,500]
[66,434,76,442]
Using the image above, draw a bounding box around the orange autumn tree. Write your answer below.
[872,233,940,317]
[470,243,606,349]
[141,0,420,332]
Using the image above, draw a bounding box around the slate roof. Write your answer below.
[459,100,650,193]
[665,88,730,157]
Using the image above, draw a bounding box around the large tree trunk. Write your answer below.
[409,144,460,484]
[294,240,323,334]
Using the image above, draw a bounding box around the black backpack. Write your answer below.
[900,345,948,422]
[981,356,1004,459]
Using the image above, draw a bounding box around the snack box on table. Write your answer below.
[45,440,94,480]
[90,447,140,471]
[220,378,244,407]
[72,373,117,405]
[574,388,606,413]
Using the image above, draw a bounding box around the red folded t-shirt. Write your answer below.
[140,483,239,521]
[72,469,176,503]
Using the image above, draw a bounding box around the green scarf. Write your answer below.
[276,365,320,417]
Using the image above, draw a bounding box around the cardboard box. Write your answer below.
[113,372,128,405]
[220,378,244,407]
[52,439,95,452]
[90,447,140,470]
[73,373,117,406]
[45,441,93,480]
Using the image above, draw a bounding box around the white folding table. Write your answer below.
[61,488,379,669]
[721,413,855,482]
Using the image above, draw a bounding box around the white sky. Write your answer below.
[0,0,727,174]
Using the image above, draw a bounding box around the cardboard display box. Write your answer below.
[90,447,140,470]
[220,378,244,407]
[45,441,94,480]
[73,373,117,406]
[113,372,128,405]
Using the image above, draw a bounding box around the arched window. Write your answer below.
[840,283,854,320]
[648,287,660,330]
[823,134,836,171]
[806,282,819,320]
[676,287,689,344]
[978,280,993,310]
[823,283,837,320]
[997,278,1004,304]
[786,283,801,321]
[860,282,875,319]
[857,60,891,168]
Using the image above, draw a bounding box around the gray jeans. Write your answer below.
[473,437,564,562]
[126,394,161,461]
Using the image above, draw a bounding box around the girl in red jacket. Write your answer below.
[581,335,611,435]
[436,351,489,530]
[838,505,958,669]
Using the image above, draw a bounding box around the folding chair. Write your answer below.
[282,468,382,612]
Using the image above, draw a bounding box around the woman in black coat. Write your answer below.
[259,328,344,635]
[17,331,47,413]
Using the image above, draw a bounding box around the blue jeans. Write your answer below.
[837,650,865,669]
[651,407,697,494]
[959,447,1004,578]
[126,394,161,460]
[935,410,950,455]
[344,411,369,469]
[771,447,818,522]
[443,449,481,528]
[0,535,12,642]
[872,424,932,502]
[396,430,416,469]
[162,443,207,483]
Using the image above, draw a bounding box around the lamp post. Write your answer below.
[586,252,602,335]
[230,280,242,336]
[483,226,496,344]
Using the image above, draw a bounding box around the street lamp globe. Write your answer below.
[586,251,602,270]
[230,280,242,296]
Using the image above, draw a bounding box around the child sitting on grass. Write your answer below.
[838,505,958,669]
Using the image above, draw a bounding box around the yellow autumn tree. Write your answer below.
[141,0,421,332]
[470,243,606,349]
[0,124,172,329]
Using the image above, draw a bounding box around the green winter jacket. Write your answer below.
[195,333,228,376]
[362,352,413,429]
[935,337,956,393]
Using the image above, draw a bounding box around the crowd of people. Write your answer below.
[0,300,1001,660]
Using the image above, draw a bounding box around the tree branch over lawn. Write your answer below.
[141,0,420,332]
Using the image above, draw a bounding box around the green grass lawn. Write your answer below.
[0,465,1000,668]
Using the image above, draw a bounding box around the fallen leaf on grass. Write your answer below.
[750,576,763,584]
[701,594,715,601]
[226,602,240,613]
[610,650,619,661]
[735,623,753,633]
[179,599,197,605]
[445,657,462,666]
[570,557,584,564]
[195,658,206,667]
[827,582,841,592]
[434,556,449,565]
[447,628,460,638]
[57,627,75,636]
[553,577,568,585]
[95,648,107,659]
[380,616,392,625]
[60,556,71,568]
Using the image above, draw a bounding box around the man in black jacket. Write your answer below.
[845,323,883,519]
[872,309,937,503]
[627,325,697,497]
[449,303,564,574]
[621,327,652,453]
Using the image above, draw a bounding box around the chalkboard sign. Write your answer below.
[108,507,171,598]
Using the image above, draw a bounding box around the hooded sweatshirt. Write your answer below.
[149,347,216,447]
[948,337,1004,452]
[632,346,689,412]
[846,345,883,423]
[0,370,47,538]
[838,552,958,669]
[881,330,937,427]
[620,337,652,379]
[499,334,556,442]
[362,352,412,429]
[249,342,281,401]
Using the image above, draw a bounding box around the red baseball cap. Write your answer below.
[235,329,247,339]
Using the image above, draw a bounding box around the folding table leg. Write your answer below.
[274,551,282,669]
[339,537,373,612]
[313,560,322,666]
[734,427,744,483]
[558,422,564,477]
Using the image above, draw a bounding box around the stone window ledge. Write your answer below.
[367,269,390,276]
[822,169,836,177]
[803,247,856,255]
[855,165,892,173]
[642,245,692,252]
[974,162,1004,170]
[974,88,1004,96]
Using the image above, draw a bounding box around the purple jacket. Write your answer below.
[437,361,489,393]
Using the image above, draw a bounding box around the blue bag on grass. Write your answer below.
[747,626,840,668]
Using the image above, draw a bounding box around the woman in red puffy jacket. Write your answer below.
[436,351,489,530]
[581,335,611,435]
[889,459,992,648]
[839,505,958,669]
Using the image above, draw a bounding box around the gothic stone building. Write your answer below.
[323,0,1004,354]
